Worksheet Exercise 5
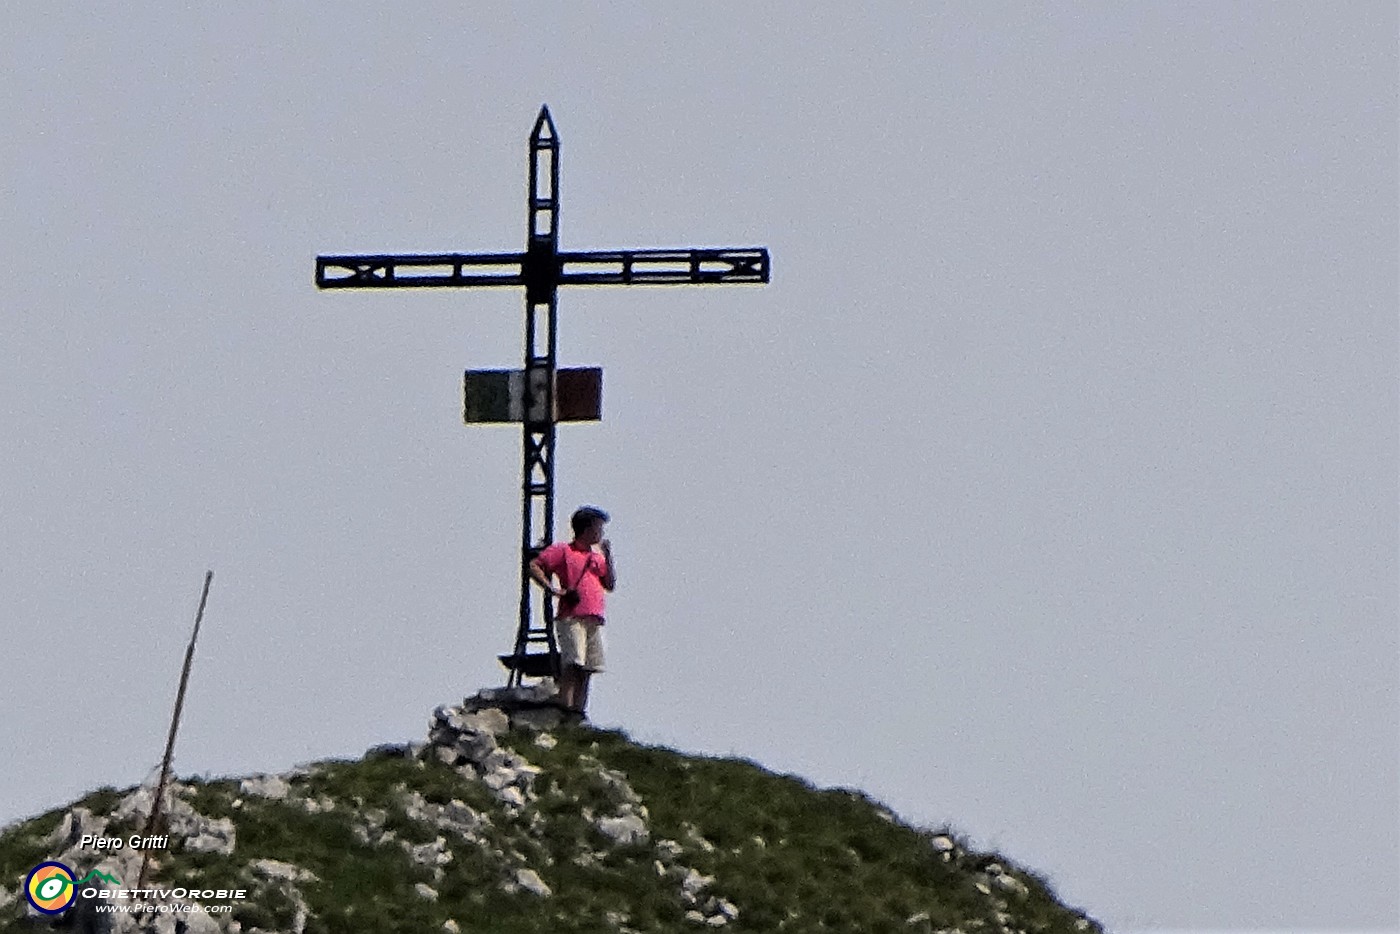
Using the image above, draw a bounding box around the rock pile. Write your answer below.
[425,682,557,810]
[420,685,744,927]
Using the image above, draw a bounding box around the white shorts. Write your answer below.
[555,616,606,672]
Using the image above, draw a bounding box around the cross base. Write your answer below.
[498,652,560,679]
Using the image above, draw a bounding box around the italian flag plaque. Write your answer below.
[463,367,602,424]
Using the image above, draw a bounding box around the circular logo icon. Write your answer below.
[25,862,77,914]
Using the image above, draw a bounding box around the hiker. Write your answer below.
[528,505,615,718]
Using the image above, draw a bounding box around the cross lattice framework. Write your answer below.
[316,107,769,685]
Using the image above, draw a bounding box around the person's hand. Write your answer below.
[551,586,568,599]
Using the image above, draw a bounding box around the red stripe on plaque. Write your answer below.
[556,368,602,421]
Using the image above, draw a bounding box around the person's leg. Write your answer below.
[557,665,579,709]
[575,671,591,715]
[575,619,604,717]
[554,618,584,710]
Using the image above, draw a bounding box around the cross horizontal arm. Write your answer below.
[316,253,526,289]
[558,248,769,286]
[315,247,770,290]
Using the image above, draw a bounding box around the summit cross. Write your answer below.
[315,107,769,685]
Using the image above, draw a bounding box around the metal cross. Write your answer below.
[316,107,769,684]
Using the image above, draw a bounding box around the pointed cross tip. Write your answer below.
[532,105,557,141]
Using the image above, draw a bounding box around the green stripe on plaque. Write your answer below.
[463,369,515,423]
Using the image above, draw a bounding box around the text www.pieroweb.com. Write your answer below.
[92,902,234,915]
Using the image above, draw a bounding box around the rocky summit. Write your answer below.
[1,684,1103,933]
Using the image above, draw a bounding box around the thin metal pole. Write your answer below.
[137,570,213,889]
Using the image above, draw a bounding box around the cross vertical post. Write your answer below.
[514,109,562,685]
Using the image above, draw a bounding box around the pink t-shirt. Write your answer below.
[536,541,609,621]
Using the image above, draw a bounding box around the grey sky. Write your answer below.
[2,4,1395,930]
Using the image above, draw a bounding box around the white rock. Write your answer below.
[975,881,992,896]
[435,746,461,767]
[443,921,461,934]
[595,814,650,847]
[401,790,432,822]
[443,799,482,832]
[113,787,156,823]
[993,874,1029,897]
[184,817,237,856]
[415,883,439,901]
[514,868,552,897]
[0,887,12,911]
[533,732,558,749]
[483,769,516,791]
[656,839,684,861]
[455,733,498,763]
[931,835,955,853]
[706,914,728,927]
[46,807,108,849]
[480,748,518,773]
[183,905,224,934]
[511,707,564,731]
[685,910,707,924]
[596,768,641,804]
[239,775,291,800]
[435,705,465,728]
[680,867,714,898]
[512,764,543,783]
[251,858,319,884]
[407,838,453,868]
[907,911,931,924]
[693,834,715,853]
[716,899,739,919]
[497,786,526,809]
[461,708,510,736]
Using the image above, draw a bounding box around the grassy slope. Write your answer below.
[0,726,1098,934]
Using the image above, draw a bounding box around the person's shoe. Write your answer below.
[562,708,587,725]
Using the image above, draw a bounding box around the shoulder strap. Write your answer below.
[567,549,596,591]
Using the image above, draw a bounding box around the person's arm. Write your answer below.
[599,540,616,592]
[529,551,567,598]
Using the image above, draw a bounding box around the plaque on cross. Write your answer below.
[316,107,769,684]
